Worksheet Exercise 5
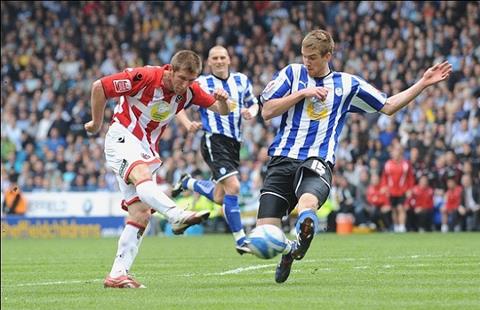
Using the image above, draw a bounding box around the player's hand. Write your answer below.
[213,89,229,102]
[421,61,452,87]
[188,121,202,133]
[84,120,102,135]
[241,108,254,120]
[302,87,328,101]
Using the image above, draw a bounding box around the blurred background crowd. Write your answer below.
[1,1,479,232]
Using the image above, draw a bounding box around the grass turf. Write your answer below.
[1,232,479,310]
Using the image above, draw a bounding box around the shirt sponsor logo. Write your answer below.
[306,98,328,120]
[150,102,171,122]
[113,79,132,93]
[228,99,237,112]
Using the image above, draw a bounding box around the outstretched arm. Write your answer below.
[381,61,452,116]
[84,80,107,134]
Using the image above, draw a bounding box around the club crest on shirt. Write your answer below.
[113,79,132,93]
[150,101,171,122]
[306,97,329,120]
[335,87,343,96]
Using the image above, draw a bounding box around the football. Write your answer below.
[247,224,288,259]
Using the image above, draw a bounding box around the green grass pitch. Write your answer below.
[2,233,479,309]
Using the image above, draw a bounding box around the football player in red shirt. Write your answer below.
[85,50,230,288]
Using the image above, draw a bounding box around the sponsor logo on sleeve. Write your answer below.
[113,79,132,93]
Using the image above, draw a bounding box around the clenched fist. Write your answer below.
[212,89,229,102]
[84,120,102,135]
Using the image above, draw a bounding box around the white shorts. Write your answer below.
[105,122,162,209]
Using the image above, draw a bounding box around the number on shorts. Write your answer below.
[310,160,326,176]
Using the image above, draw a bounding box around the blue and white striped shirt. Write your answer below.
[196,72,258,141]
[260,64,387,164]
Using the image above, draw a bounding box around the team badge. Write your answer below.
[335,87,343,96]
[175,95,183,103]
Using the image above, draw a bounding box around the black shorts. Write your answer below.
[390,196,406,208]
[258,156,333,219]
[200,133,240,182]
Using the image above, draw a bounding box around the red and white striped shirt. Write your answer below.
[101,65,215,154]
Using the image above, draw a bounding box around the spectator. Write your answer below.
[366,173,392,231]
[2,174,27,216]
[459,174,480,231]
[441,175,464,232]
[408,175,434,232]
[381,145,415,232]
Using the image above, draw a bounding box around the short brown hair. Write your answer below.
[170,50,202,74]
[302,30,335,56]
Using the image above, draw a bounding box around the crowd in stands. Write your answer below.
[1,1,479,232]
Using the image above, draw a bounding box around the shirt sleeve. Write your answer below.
[348,75,387,113]
[259,65,293,105]
[244,77,258,108]
[189,82,216,108]
[196,75,212,93]
[100,67,154,99]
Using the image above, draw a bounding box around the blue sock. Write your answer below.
[295,209,319,235]
[223,195,243,234]
[192,180,215,201]
[181,177,190,190]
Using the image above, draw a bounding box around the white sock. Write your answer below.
[136,180,182,220]
[110,222,145,277]
[233,230,246,243]
[282,239,293,255]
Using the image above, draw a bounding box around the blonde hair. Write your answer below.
[302,30,335,56]
[171,50,202,74]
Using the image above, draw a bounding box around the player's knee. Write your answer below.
[128,203,151,227]
[222,176,240,195]
[213,192,225,205]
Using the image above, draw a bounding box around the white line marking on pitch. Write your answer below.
[5,279,102,287]
[181,259,317,277]
[207,264,277,275]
